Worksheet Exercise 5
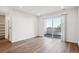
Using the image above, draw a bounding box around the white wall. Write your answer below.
[66,8,78,43]
[78,7,79,45]
[38,17,45,36]
[10,10,37,42]
[39,8,78,43]
[0,7,40,43]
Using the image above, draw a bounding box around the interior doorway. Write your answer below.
[44,15,66,41]
[0,14,11,43]
[0,15,5,39]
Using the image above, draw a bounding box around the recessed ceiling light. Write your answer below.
[37,13,41,16]
[60,6,65,10]
[19,6,23,8]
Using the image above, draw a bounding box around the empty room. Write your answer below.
[0,6,79,53]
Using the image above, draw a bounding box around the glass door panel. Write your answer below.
[44,16,65,40]
[44,19,53,38]
[52,17,62,39]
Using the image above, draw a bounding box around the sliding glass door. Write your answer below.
[44,18,53,37]
[52,17,62,39]
[44,16,65,40]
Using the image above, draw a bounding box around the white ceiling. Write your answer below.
[9,6,76,16]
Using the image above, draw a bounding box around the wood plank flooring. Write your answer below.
[0,37,79,53]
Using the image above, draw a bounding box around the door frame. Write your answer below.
[43,14,67,42]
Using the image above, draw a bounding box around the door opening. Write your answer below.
[0,14,11,43]
[0,15,5,39]
[44,15,66,41]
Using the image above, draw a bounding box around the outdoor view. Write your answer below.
[44,17,62,39]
